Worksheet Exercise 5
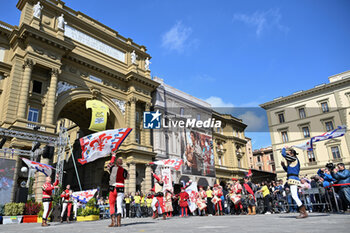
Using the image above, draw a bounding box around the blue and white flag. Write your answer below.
[71,189,98,203]
[22,158,53,177]
[293,125,347,151]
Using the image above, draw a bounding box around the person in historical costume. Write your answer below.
[41,173,59,227]
[197,186,207,216]
[164,189,174,218]
[212,184,223,215]
[107,154,129,227]
[151,172,166,220]
[281,147,308,219]
[230,178,244,214]
[60,184,73,223]
[178,187,189,217]
[243,177,256,215]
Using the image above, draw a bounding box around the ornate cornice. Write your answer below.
[11,23,75,52]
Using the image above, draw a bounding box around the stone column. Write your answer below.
[123,163,130,194]
[145,164,152,192]
[144,103,151,146]
[45,68,59,125]
[128,98,137,143]
[17,59,34,119]
[129,163,136,194]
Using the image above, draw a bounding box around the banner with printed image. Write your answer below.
[181,129,215,177]
[86,100,110,132]
[0,159,15,205]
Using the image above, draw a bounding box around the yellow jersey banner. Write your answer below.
[86,100,110,132]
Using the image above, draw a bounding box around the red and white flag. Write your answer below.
[22,158,53,177]
[149,159,183,171]
[78,128,132,165]
[161,168,173,192]
[185,181,199,213]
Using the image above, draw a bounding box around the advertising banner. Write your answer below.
[181,129,215,177]
[0,159,15,205]
[86,100,110,132]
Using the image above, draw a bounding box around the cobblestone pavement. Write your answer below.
[1,213,350,233]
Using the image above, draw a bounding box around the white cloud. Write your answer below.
[233,8,289,37]
[161,21,194,53]
[238,111,265,131]
[205,96,234,107]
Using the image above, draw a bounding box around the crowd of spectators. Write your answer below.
[96,163,349,218]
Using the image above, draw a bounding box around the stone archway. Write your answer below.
[53,89,127,191]
[55,88,126,130]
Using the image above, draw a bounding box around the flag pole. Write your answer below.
[66,138,82,191]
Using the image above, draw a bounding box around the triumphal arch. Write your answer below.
[0,0,158,201]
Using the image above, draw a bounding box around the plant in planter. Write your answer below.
[3,203,25,224]
[77,198,100,221]
[22,201,42,223]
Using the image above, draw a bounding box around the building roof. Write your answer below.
[260,70,350,109]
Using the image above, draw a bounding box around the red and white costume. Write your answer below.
[60,189,72,220]
[196,189,207,211]
[230,180,243,210]
[212,184,223,214]
[151,173,165,214]
[164,191,173,213]
[108,155,128,216]
[42,179,59,221]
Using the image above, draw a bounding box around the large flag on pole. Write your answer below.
[21,158,53,177]
[71,189,98,203]
[185,181,199,213]
[78,128,132,165]
[149,159,183,171]
[161,168,173,192]
[293,125,347,151]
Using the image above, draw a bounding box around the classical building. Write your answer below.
[245,137,253,168]
[0,0,158,202]
[152,77,216,188]
[260,70,350,181]
[212,111,249,184]
[251,147,276,173]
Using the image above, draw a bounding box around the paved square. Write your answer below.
[1,214,350,233]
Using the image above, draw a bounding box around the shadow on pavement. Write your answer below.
[123,221,155,226]
[279,214,330,218]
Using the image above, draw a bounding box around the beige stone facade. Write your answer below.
[212,112,249,184]
[260,71,350,181]
[0,0,158,201]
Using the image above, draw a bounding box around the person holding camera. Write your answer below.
[331,163,350,211]
[281,147,308,219]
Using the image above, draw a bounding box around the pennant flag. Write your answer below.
[71,189,98,203]
[21,158,53,177]
[293,125,347,151]
[149,159,183,171]
[244,169,252,177]
[86,100,110,132]
[78,128,132,165]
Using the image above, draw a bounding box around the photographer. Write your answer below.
[331,163,350,212]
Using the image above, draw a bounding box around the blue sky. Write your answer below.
[1,0,349,149]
